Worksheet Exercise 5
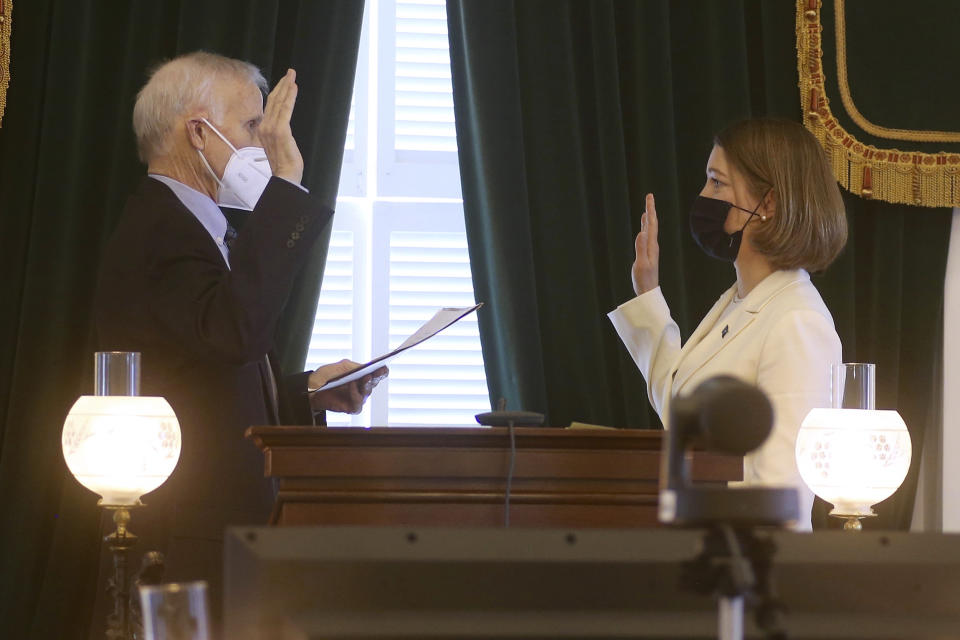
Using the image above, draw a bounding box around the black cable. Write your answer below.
[504,419,516,527]
[719,524,754,594]
[717,525,788,640]
[751,535,789,640]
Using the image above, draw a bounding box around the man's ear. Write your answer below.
[185,117,207,151]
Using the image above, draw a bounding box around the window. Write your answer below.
[305,0,490,427]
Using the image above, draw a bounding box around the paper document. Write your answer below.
[308,303,483,392]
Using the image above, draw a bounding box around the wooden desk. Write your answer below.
[246,426,741,529]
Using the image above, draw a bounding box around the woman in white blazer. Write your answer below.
[608,119,848,530]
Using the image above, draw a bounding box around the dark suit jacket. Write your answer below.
[94,174,331,558]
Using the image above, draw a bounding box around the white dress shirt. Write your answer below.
[149,174,232,268]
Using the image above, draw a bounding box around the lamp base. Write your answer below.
[829,508,877,532]
[102,504,140,549]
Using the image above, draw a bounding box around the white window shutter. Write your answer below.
[307,230,356,427]
[311,0,490,427]
[395,0,457,153]
[387,231,488,426]
[378,0,462,197]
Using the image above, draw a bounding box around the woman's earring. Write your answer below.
[760,215,767,221]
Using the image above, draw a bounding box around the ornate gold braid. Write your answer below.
[835,0,960,143]
[0,0,9,128]
[797,0,960,207]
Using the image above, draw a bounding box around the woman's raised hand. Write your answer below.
[631,193,660,296]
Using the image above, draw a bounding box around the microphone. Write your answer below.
[474,411,545,427]
[671,375,773,456]
[661,375,798,527]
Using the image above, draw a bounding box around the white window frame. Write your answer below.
[376,0,462,198]
[369,200,472,425]
[310,0,490,427]
[312,200,375,427]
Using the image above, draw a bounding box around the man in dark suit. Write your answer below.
[92,52,385,636]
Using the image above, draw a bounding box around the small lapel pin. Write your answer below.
[721,325,729,339]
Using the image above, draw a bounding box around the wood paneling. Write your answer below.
[246,426,742,528]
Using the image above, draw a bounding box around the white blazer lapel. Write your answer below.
[671,285,738,391]
[672,270,809,392]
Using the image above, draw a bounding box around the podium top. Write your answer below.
[245,425,666,451]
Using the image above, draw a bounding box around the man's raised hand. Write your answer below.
[259,69,304,185]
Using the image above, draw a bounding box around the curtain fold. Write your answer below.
[448,0,948,529]
[271,0,364,375]
[0,2,363,637]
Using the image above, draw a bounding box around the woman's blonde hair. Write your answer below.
[715,118,847,272]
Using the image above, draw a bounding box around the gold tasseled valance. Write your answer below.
[798,0,960,208]
[0,0,10,128]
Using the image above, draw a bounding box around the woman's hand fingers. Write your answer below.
[646,193,659,250]
[630,193,660,296]
[635,213,648,260]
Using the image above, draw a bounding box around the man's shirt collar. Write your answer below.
[148,174,232,268]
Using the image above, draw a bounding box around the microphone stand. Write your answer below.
[662,377,796,640]
[681,523,787,640]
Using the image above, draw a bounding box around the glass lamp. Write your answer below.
[795,363,911,530]
[62,394,180,505]
[62,352,181,640]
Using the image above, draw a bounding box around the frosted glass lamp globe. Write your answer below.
[62,395,181,506]
[795,408,911,517]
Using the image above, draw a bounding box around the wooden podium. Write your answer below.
[246,426,742,529]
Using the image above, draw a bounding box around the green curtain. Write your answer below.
[447,0,949,530]
[0,1,363,638]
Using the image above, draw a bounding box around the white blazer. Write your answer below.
[608,269,841,530]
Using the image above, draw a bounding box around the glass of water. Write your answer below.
[139,581,210,640]
[831,362,876,410]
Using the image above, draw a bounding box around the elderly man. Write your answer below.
[92,51,384,634]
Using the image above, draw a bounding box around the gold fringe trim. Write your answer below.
[797,0,960,208]
[0,0,9,129]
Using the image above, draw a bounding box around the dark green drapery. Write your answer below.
[0,1,363,638]
[448,0,949,530]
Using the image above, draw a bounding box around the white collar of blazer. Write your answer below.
[671,269,811,393]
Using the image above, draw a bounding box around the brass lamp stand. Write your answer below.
[102,502,168,640]
[61,352,181,640]
[103,504,139,640]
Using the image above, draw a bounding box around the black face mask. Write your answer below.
[688,195,765,262]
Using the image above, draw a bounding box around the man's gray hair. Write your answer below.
[132,51,268,163]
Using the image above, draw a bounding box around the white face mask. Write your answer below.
[197,117,272,211]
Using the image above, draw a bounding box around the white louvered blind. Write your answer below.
[394,0,457,153]
[379,0,461,198]
[307,230,356,427]
[309,0,489,427]
[386,231,487,425]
